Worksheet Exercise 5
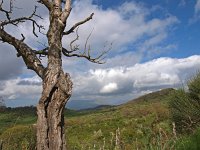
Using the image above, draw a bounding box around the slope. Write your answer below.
[65,88,175,149]
[0,88,175,149]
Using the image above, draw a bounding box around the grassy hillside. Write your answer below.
[65,88,175,149]
[0,88,176,149]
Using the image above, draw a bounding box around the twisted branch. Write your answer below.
[62,28,111,64]
[0,4,45,37]
[0,0,109,67]
[63,13,94,35]
[0,0,13,21]
[0,29,45,78]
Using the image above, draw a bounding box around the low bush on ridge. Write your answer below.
[169,72,200,134]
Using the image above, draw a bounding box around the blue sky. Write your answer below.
[97,0,200,59]
[0,0,200,108]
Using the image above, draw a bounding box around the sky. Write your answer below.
[0,0,200,107]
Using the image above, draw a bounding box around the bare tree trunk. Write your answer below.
[37,72,72,150]
[0,1,103,149]
[36,13,72,149]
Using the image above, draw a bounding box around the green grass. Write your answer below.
[174,128,200,150]
[0,110,36,135]
[0,125,36,150]
[64,89,175,149]
[0,88,185,149]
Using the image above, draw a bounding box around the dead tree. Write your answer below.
[0,0,109,149]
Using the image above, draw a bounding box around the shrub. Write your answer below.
[0,125,36,150]
[169,72,200,134]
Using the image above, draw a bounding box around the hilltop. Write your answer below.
[126,88,175,104]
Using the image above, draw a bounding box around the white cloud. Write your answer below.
[0,0,195,107]
[1,55,200,106]
[63,0,178,56]
[1,0,178,71]
[71,55,200,104]
[61,0,179,74]
[100,82,118,94]
[195,0,200,14]
[0,76,42,100]
[189,0,200,24]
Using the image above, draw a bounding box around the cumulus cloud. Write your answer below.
[60,0,179,74]
[17,76,42,86]
[0,0,197,107]
[1,0,178,69]
[0,76,42,100]
[71,55,200,104]
[1,55,200,106]
[100,82,118,94]
[63,0,178,55]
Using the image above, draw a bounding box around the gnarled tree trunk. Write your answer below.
[36,14,72,149]
[0,0,105,149]
[37,72,72,150]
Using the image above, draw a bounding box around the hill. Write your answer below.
[0,88,175,149]
[65,88,175,149]
[126,88,175,104]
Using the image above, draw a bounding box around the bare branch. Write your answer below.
[20,34,25,42]
[0,29,45,78]
[33,47,48,60]
[69,27,79,53]
[0,0,13,21]
[62,48,108,64]
[37,0,52,10]
[61,27,80,54]
[61,0,71,23]
[84,28,93,55]
[63,13,94,35]
[0,5,45,37]
[62,26,111,64]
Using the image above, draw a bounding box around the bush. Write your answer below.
[0,125,36,150]
[169,72,200,134]
[175,128,200,150]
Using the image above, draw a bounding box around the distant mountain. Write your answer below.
[81,105,114,111]
[66,88,175,110]
[66,100,100,110]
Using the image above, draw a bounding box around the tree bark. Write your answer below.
[37,72,72,150]
[36,8,72,149]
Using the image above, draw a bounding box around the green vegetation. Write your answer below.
[0,89,175,149]
[174,128,200,150]
[1,72,200,149]
[0,106,36,135]
[169,72,200,134]
[0,107,37,134]
[0,125,36,150]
